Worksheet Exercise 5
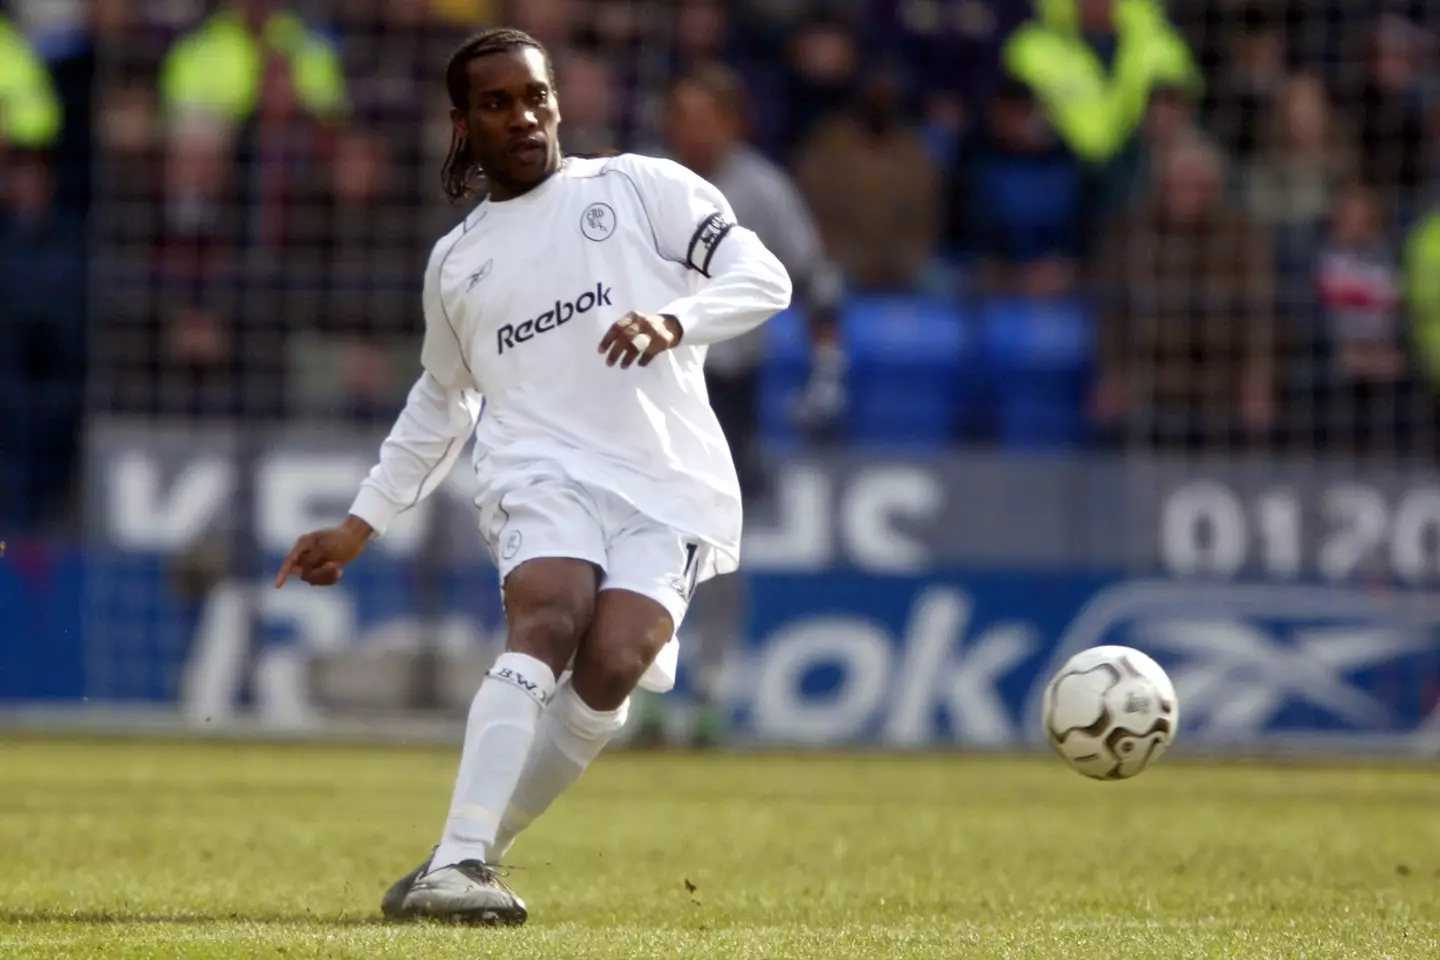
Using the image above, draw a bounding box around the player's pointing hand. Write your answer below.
[274,516,372,588]
[599,312,683,369]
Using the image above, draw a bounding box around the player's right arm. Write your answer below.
[276,236,482,587]
[621,155,793,346]
[596,155,793,368]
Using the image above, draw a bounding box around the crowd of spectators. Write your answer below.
[5,0,1440,533]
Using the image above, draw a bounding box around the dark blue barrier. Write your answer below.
[0,541,86,700]
[6,547,1439,751]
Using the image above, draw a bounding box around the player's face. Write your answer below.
[455,47,561,200]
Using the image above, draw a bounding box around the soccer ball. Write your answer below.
[1042,645,1179,780]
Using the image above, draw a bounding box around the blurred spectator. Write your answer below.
[294,3,456,422]
[673,0,733,64]
[0,12,62,151]
[862,0,1032,129]
[948,77,1104,296]
[144,256,291,421]
[36,0,1440,465]
[159,116,238,250]
[783,19,862,156]
[318,129,394,257]
[558,49,620,156]
[159,1,348,127]
[330,0,462,247]
[28,0,172,218]
[1304,183,1416,453]
[1239,73,1357,329]
[1120,82,1201,209]
[86,1,169,234]
[1241,74,1356,232]
[795,64,939,292]
[0,153,84,532]
[285,124,417,420]
[1355,15,1431,226]
[1003,0,1200,165]
[159,1,352,252]
[1238,70,1359,359]
[24,0,113,216]
[98,83,159,167]
[333,0,458,135]
[1096,136,1277,450]
[1204,3,1287,165]
[667,0,789,157]
[142,116,248,419]
[665,63,845,449]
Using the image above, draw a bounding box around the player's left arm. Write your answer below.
[599,157,792,369]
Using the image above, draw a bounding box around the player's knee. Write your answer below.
[573,635,662,711]
[508,602,586,677]
[502,558,599,675]
[572,651,644,711]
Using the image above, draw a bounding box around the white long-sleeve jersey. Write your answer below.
[348,153,793,579]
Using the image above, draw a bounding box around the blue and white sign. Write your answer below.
[733,574,1440,753]
[7,549,1440,752]
[8,425,1440,755]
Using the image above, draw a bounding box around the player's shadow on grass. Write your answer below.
[0,910,392,927]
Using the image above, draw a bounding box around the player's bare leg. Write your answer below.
[387,557,598,925]
[489,589,675,859]
[572,589,675,708]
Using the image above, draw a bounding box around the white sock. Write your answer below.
[490,679,629,861]
[432,652,556,870]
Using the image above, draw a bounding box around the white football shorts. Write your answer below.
[476,472,708,694]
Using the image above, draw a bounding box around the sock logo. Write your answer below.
[489,665,551,705]
[497,282,613,354]
[493,668,537,693]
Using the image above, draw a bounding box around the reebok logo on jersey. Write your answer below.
[497,282,613,354]
[466,259,494,291]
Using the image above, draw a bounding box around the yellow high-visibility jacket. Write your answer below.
[1004,0,1200,163]
[0,15,62,148]
[160,7,347,122]
[1405,211,1440,383]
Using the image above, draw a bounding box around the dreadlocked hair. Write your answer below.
[441,27,554,203]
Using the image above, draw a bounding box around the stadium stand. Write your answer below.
[0,0,1436,518]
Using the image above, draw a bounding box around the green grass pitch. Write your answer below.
[1,738,1437,959]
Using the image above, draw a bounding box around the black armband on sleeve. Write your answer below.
[685,212,736,278]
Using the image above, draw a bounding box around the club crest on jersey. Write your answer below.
[466,259,494,291]
[496,282,614,354]
[581,202,616,242]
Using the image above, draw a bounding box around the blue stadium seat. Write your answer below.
[758,308,811,450]
[980,297,1094,450]
[843,295,973,449]
[759,298,974,451]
